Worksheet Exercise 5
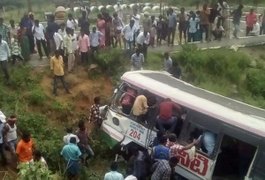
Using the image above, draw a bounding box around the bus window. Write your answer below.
[179,123,218,158]
[213,135,257,180]
[111,84,138,115]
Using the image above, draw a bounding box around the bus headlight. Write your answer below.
[112,117,120,126]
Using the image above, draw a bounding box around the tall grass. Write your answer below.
[171,44,265,108]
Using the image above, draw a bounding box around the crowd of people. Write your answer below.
[0,0,264,179]
[0,0,265,86]
[0,89,205,180]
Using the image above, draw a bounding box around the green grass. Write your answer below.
[171,45,265,108]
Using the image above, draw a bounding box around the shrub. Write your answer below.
[18,162,53,180]
[95,49,127,77]
[9,66,38,90]
[17,113,64,171]
[246,69,265,98]
[28,88,46,106]
[172,46,251,85]
[146,52,163,70]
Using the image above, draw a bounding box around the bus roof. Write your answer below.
[121,71,265,137]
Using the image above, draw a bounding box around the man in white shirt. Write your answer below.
[90,26,103,59]
[66,13,77,31]
[136,31,150,58]
[122,20,136,50]
[131,48,144,71]
[63,127,80,144]
[53,30,63,51]
[32,20,49,59]
[0,34,10,82]
[64,28,75,73]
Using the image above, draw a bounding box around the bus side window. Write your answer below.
[181,123,218,158]
[112,85,138,116]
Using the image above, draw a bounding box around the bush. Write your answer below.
[10,66,38,90]
[18,162,53,180]
[28,88,46,106]
[172,45,251,85]
[17,113,64,171]
[146,52,163,70]
[246,69,265,98]
[95,49,127,77]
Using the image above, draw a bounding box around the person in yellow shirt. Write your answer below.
[50,50,70,96]
[132,93,149,123]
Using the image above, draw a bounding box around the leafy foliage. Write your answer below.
[95,49,127,77]
[171,44,265,108]
[18,162,53,180]
[27,88,46,106]
[246,69,265,98]
[17,114,64,171]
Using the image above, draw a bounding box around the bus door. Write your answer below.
[212,124,260,180]
[176,110,223,180]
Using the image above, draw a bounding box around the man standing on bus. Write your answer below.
[157,98,182,133]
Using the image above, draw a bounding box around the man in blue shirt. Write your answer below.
[152,136,170,160]
[61,137,81,179]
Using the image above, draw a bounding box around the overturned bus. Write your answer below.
[101,70,265,180]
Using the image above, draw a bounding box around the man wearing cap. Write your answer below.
[3,115,18,156]
[0,111,6,165]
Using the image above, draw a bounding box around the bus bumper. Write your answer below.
[101,122,124,149]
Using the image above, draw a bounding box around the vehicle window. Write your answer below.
[179,121,218,158]
[111,84,138,116]
[213,135,257,179]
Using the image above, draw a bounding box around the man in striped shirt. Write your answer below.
[151,157,179,180]
[11,36,23,64]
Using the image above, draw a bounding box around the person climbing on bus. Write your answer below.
[119,86,137,115]
[201,130,217,156]
[152,135,170,160]
[166,133,199,158]
[132,91,149,122]
[151,156,179,180]
[157,98,182,133]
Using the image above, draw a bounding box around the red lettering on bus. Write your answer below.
[178,151,209,177]
[178,151,190,167]
[196,154,209,176]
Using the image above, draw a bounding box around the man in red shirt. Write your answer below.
[157,98,182,133]
[246,9,257,36]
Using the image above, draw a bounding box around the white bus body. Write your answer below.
[101,70,265,180]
